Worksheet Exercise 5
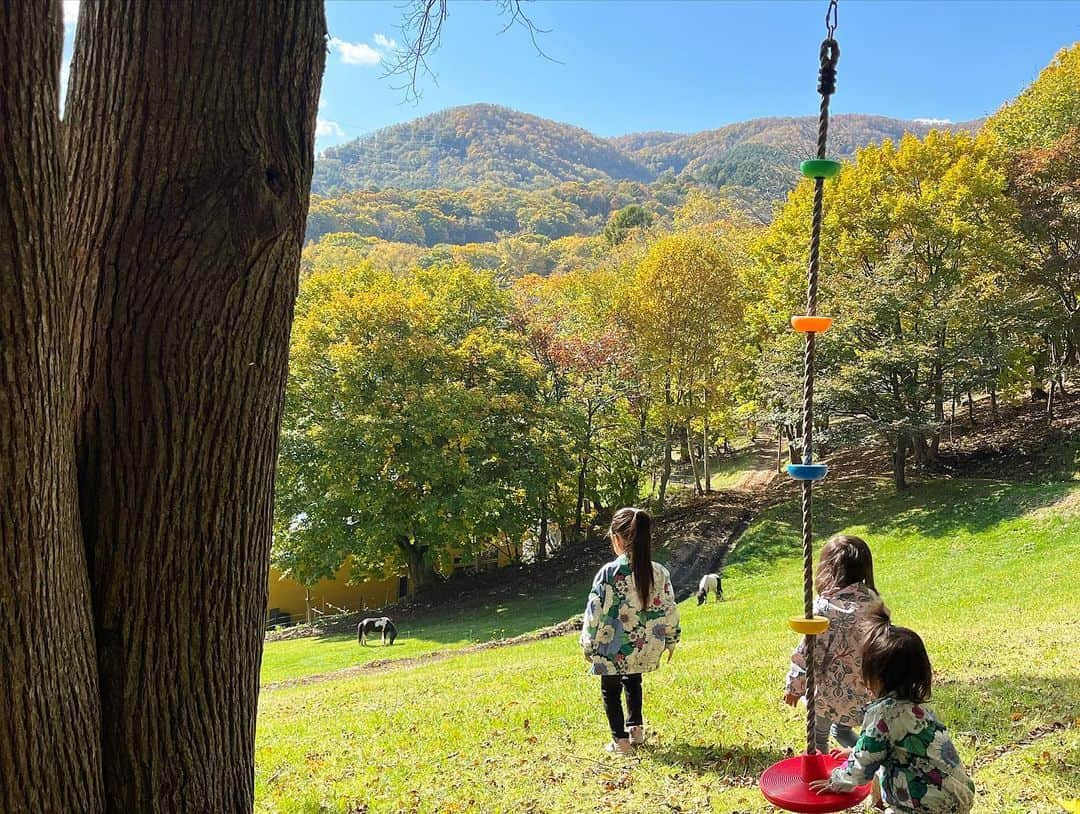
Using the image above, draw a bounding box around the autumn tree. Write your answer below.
[604,204,654,246]
[985,45,1080,412]
[276,264,549,588]
[757,132,1021,487]
[622,231,747,506]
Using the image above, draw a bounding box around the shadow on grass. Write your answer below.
[645,741,792,780]
[934,673,1080,757]
[725,478,1076,579]
[295,582,590,649]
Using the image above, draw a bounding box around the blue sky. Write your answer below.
[61,2,1079,152]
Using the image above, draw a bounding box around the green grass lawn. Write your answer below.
[261,578,592,686]
[255,477,1080,813]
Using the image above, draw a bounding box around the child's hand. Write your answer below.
[829,747,852,761]
[808,779,833,794]
[782,692,801,707]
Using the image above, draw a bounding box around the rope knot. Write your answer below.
[818,38,840,96]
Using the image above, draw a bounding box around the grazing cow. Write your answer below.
[696,573,723,605]
[357,616,397,646]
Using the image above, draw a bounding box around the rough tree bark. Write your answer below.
[62,1,325,811]
[893,432,908,490]
[702,413,711,493]
[0,3,103,810]
[537,499,548,562]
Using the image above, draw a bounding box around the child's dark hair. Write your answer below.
[861,603,933,703]
[610,507,653,608]
[816,534,876,596]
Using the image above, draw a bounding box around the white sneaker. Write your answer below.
[628,725,645,745]
[605,738,634,755]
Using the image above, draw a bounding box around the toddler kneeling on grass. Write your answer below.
[580,507,680,755]
[811,604,975,813]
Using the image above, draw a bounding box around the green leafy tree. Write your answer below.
[622,231,747,505]
[604,204,654,246]
[277,264,547,588]
[757,132,1022,487]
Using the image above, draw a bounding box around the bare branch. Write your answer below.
[382,0,558,102]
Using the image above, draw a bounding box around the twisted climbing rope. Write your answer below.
[760,2,872,810]
[800,8,839,757]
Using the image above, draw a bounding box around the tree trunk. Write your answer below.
[685,424,703,495]
[966,391,975,424]
[399,538,435,590]
[893,432,908,490]
[64,2,325,811]
[678,421,691,462]
[777,426,784,474]
[990,386,999,421]
[305,587,313,626]
[658,421,673,511]
[1048,378,1057,422]
[0,3,103,808]
[785,423,803,465]
[537,499,548,562]
[702,414,711,493]
[931,328,945,458]
[574,456,588,542]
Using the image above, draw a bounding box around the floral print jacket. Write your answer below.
[580,555,681,676]
[785,582,880,726]
[829,697,975,813]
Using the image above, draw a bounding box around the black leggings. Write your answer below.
[600,673,643,740]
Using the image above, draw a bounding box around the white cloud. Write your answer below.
[328,36,382,66]
[318,98,327,111]
[316,119,345,139]
[63,1,79,26]
[373,33,398,51]
[914,117,954,126]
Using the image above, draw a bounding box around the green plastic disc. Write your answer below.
[800,159,842,179]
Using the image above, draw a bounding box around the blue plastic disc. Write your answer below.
[787,463,828,481]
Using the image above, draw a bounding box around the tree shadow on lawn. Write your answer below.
[725,476,1075,580]
[933,672,1080,762]
[290,583,590,650]
[644,740,792,781]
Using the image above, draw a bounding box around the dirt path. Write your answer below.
[659,442,777,601]
[261,616,582,692]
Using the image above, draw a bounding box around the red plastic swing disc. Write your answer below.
[759,752,871,813]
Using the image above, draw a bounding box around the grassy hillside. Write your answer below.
[255,477,1080,813]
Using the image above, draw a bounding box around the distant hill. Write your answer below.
[315,104,653,193]
[312,103,978,198]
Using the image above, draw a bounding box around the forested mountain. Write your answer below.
[312,103,978,197]
[314,104,654,193]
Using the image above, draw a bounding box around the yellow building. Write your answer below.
[266,560,405,626]
[266,545,512,627]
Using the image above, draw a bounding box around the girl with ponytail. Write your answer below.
[580,507,680,755]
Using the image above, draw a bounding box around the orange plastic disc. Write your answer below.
[791,316,834,333]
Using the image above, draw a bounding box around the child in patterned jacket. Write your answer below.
[810,604,975,813]
[580,507,680,755]
[784,534,881,753]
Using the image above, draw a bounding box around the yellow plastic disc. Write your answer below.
[789,616,830,635]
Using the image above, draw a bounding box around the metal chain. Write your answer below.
[801,12,840,757]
